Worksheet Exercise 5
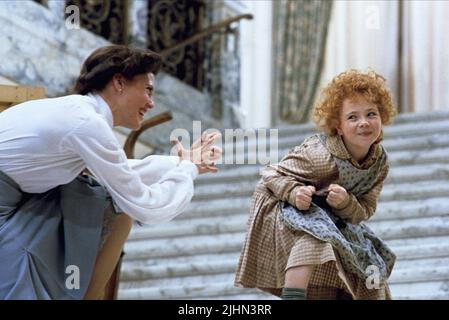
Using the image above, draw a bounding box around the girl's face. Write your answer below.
[336,96,382,161]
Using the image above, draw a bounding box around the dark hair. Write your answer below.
[74,45,162,95]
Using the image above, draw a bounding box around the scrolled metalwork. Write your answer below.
[147,0,205,89]
[65,0,128,44]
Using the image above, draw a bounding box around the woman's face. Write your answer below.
[116,72,155,130]
[336,96,382,160]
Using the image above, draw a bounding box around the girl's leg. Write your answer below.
[84,213,133,300]
[282,265,316,300]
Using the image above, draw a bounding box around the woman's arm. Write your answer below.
[61,116,199,225]
[128,156,180,185]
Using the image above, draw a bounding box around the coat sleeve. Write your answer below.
[333,163,389,224]
[261,139,320,207]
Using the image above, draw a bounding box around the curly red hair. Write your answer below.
[312,69,396,136]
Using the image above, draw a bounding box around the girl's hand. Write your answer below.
[171,131,222,174]
[295,186,316,210]
[326,184,349,209]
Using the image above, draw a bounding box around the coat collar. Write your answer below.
[325,133,383,169]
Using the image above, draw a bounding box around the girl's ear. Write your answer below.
[332,119,342,135]
[336,126,343,135]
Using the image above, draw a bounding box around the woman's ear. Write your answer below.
[111,74,125,94]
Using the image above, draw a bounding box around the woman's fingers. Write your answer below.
[170,138,185,157]
[179,132,222,173]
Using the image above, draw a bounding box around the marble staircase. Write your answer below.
[118,111,449,300]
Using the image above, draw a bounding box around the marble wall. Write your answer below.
[0,0,222,155]
[0,0,109,96]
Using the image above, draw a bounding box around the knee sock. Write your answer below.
[281,287,307,300]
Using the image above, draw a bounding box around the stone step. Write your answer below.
[119,265,449,298]
[124,216,449,261]
[192,177,449,202]
[211,144,449,172]
[379,180,449,202]
[386,234,449,248]
[122,252,240,269]
[229,119,449,155]
[178,197,251,220]
[129,204,449,241]
[274,112,449,138]
[195,162,449,187]
[118,281,262,300]
[394,256,449,272]
[193,163,449,200]
[390,265,449,284]
[129,215,245,241]
[369,216,449,240]
[122,235,449,270]
[390,280,449,300]
[118,264,449,300]
[237,128,449,156]
[272,111,449,137]
[124,233,245,261]
[120,245,449,283]
[388,147,449,167]
[178,195,449,221]
[118,282,449,300]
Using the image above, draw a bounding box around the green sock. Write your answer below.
[281,287,307,300]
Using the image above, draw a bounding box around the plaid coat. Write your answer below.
[235,133,392,299]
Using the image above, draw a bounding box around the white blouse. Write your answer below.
[0,93,198,224]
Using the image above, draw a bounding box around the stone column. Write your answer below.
[127,0,148,48]
[47,0,66,21]
[205,0,247,128]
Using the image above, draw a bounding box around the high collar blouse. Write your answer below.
[0,93,198,224]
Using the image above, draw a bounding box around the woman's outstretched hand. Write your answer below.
[171,131,222,174]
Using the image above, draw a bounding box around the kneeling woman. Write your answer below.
[0,45,221,299]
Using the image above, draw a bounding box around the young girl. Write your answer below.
[235,69,397,300]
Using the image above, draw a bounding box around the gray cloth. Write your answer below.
[280,134,396,283]
[0,170,113,300]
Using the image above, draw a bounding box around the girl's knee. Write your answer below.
[284,265,316,288]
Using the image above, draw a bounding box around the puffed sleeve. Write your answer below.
[60,116,198,224]
[128,156,180,186]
